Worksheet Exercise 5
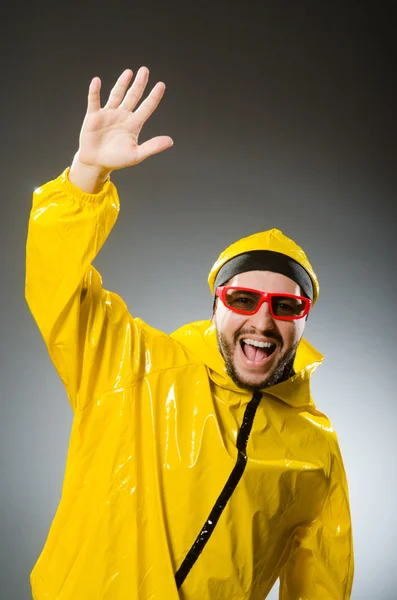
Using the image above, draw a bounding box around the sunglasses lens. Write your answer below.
[224,289,261,313]
[271,295,307,318]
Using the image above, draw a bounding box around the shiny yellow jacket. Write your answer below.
[26,169,354,599]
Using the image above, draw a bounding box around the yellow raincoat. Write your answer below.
[26,169,354,599]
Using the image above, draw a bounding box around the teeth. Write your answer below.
[242,339,273,348]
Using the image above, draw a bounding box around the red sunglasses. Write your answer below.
[216,286,312,321]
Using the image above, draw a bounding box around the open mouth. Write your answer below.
[239,339,277,364]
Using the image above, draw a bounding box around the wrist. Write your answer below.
[69,154,112,194]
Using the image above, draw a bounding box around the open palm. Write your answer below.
[77,67,173,171]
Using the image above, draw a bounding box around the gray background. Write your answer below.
[1,1,396,598]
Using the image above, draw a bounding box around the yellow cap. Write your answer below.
[208,229,320,304]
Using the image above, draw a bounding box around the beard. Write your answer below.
[217,329,298,392]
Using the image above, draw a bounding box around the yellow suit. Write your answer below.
[26,169,354,599]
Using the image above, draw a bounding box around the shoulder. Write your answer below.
[293,405,346,475]
[133,318,204,375]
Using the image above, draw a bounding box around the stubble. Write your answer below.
[217,330,297,391]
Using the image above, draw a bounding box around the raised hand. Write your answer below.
[70,67,173,193]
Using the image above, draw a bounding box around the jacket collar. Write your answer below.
[171,320,323,408]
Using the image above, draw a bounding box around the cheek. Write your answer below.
[216,309,247,337]
[279,322,304,347]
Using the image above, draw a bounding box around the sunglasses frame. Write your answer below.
[216,286,312,321]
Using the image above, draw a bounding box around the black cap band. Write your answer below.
[213,250,314,300]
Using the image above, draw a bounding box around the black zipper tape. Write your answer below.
[175,391,262,589]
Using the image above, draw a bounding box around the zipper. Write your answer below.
[175,391,262,589]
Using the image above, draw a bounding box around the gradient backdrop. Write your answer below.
[1,2,396,598]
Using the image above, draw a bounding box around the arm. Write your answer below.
[278,440,354,599]
[25,68,174,410]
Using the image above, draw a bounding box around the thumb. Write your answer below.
[135,136,174,164]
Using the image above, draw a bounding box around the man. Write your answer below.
[26,67,354,599]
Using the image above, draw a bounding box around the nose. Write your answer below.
[248,300,275,331]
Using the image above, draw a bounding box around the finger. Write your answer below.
[120,66,149,112]
[104,69,134,109]
[134,82,166,124]
[135,135,174,163]
[87,77,101,114]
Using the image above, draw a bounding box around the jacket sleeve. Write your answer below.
[278,440,354,599]
[25,168,142,411]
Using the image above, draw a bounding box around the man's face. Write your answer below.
[212,270,307,391]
